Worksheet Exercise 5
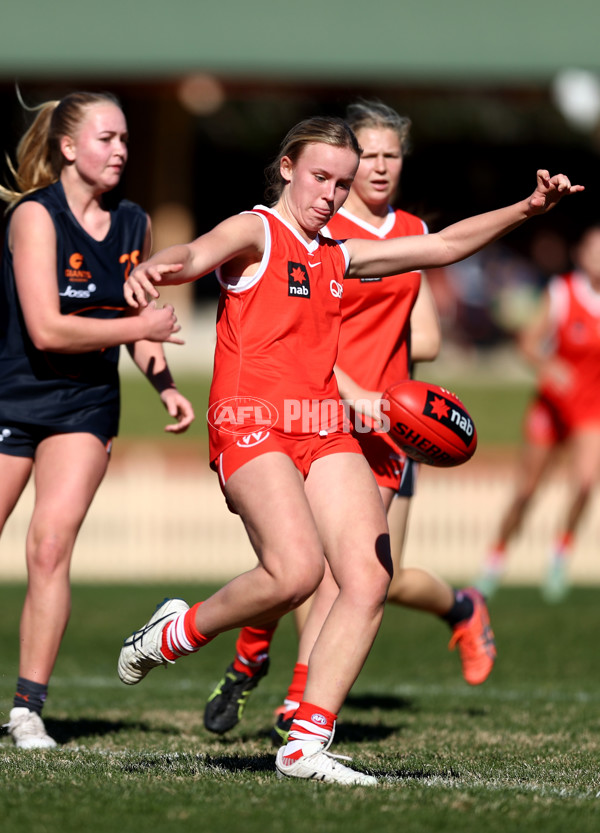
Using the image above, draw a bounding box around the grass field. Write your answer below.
[1,584,599,833]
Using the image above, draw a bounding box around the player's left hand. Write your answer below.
[160,388,195,433]
[527,170,584,215]
[348,390,386,430]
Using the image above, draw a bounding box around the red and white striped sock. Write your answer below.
[232,625,277,676]
[280,662,308,719]
[161,602,213,660]
[280,701,337,763]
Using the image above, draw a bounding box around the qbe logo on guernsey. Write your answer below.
[288,262,310,298]
[207,396,279,436]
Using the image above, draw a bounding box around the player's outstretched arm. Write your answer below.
[124,213,266,308]
[345,171,583,280]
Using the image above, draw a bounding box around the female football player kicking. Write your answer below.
[117,112,581,785]
[204,101,497,744]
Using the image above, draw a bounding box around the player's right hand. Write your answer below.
[139,301,184,344]
[526,170,584,215]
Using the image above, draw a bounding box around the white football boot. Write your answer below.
[276,736,377,786]
[4,707,58,749]
[118,597,189,685]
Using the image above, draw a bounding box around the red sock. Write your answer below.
[554,531,574,557]
[161,602,213,660]
[487,544,506,567]
[282,701,337,761]
[232,625,277,676]
[281,662,308,718]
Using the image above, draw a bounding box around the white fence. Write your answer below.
[2,449,599,586]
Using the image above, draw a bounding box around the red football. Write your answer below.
[381,380,477,467]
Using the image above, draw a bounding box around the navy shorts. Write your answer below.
[0,422,113,459]
[396,456,418,499]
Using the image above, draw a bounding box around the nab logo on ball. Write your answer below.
[383,380,477,468]
[288,262,311,298]
[423,390,475,448]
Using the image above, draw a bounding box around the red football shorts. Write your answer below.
[355,428,412,494]
[212,428,363,496]
[523,395,568,446]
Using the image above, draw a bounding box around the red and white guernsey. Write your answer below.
[325,205,427,392]
[208,206,350,463]
[542,270,600,426]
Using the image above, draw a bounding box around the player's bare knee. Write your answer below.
[275,560,324,611]
[26,534,71,576]
[292,567,325,608]
[338,566,389,611]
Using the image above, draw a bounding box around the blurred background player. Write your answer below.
[202,100,499,739]
[477,223,600,602]
[0,91,194,748]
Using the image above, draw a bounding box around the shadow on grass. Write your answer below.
[334,721,400,743]
[464,706,488,718]
[204,753,276,774]
[345,693,416,712]
[45,692,416,746]
[118,752,276,775]
[44,717,175,744]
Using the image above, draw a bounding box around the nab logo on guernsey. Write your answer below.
[424,390,475,448]
[288,262,310,298]
[207,396,279,437]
